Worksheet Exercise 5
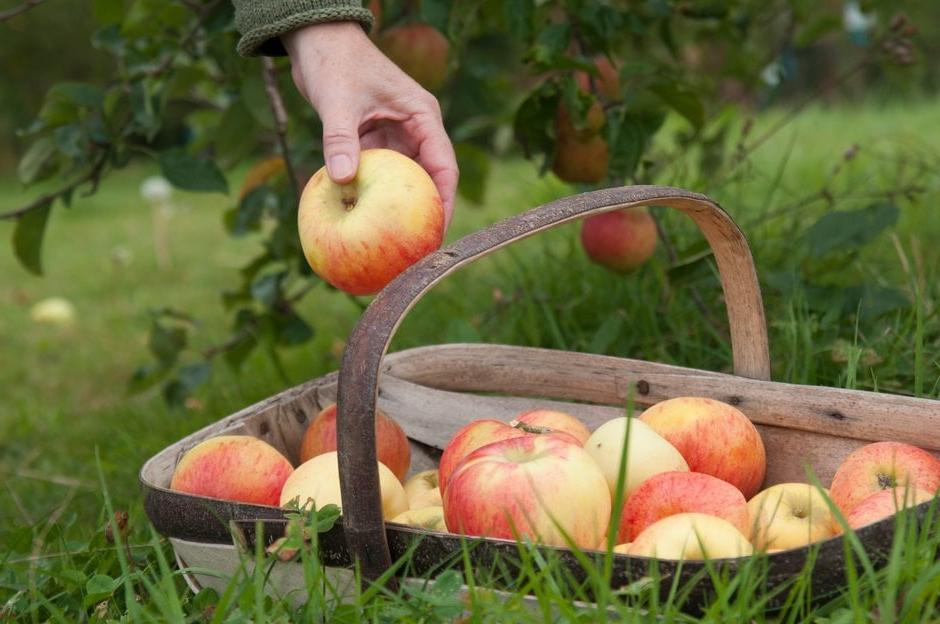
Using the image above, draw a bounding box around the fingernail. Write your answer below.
[328,154,354,181]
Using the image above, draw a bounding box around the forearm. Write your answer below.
[232,0,373,57]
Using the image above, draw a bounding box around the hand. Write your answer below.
[283,21,458,228]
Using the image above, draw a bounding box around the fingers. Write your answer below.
[318,105,362,184]
[414,115,459,229]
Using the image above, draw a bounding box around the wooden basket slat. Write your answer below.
[382,344,940,451]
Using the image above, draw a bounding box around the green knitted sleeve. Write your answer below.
[232,0,374,57]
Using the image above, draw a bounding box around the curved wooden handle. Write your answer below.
[335,185,770,582]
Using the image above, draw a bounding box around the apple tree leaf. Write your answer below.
[803,202,899,257]
[17,136,58,185]
[502,0,535,40]
[13,198,54,276]
[650,81,705,130]
[513,82,561,174]
[162,362,212,407]
[158,150,229,194]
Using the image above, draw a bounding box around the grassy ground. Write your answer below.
[1,98,939,620]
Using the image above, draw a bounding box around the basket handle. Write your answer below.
[335,185,769,583]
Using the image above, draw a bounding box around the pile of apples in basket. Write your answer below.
[169,396,940,561]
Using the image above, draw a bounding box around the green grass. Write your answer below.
[2,98,940,621]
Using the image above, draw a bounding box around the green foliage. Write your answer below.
[1,0,928,415]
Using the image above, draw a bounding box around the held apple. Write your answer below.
[828,441,940,515]
[627,512,753,561]
[619,471,749,543]
[639,397,767,499]
[279,451,408,520]
[841,486,936,532]
[404,469,442,510]
[169,435,293,506]
[443,435,611,549]
[580,208,658,273]
[584,416,689,500]
[299,402,411,482]
[509,409,592,445]
[437,419,581,495]
[747,483,837,550]
[297,148,444,296]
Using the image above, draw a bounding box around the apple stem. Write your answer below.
[877,474,897,489]
[340,184,358,211]
[510,420,554,435]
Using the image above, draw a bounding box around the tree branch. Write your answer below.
[261,57,301,196]
[0,0,45,22]
[0,153,108,221]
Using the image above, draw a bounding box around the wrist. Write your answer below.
[283,21,370,62]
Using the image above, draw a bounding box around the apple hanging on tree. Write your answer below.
[580,207,658,273]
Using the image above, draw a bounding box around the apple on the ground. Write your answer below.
[509,408,592,445]
[747,482,837,550]
[828,441,940,515]
[404,469,442,510]
[297,148,444,296]
[279,451,408,520]
[841,486,936,531]
[584,416,689,501]
[619,471,749,543]
[639,396,767,498]
[443,435,611,549]
[627,512,753,560]
[299,402,411,481]
[170,435,293,507]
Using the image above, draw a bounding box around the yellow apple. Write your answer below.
[747,483,837,550]
[297,148,444,295]
[584,416,689,500]
[279,451,408,519]
[627,512,753,560]
[390,506,448,532]
[404,469,442,510]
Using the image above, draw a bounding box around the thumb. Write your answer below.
[320,108,361,184]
